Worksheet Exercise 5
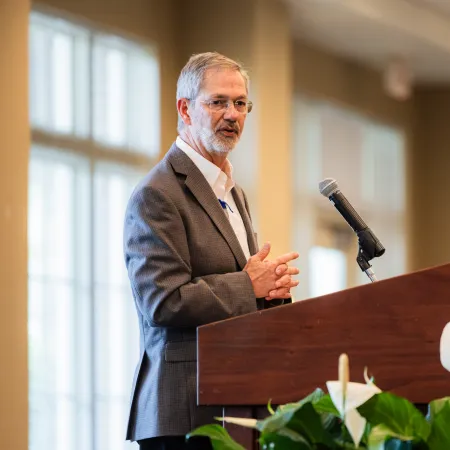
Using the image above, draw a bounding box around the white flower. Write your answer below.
[220,417,258,428]
[440,322,450,371]
[326,354,381,448]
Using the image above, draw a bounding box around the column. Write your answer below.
[0,0,30,448]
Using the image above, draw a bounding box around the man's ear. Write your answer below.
[177,98,192,127]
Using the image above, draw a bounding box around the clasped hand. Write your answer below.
[243,242,300,300]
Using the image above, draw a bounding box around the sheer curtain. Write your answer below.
[28,11,159,450]
[292,96,406,300]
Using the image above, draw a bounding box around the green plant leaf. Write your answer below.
[427,397,450,421]
[256,408,295,433]
[427,402,450,450]
[357,393,430,443]
[259,401,337,448]
[260,431,312,450]
[188,424,246,450]
[276,388,326,414]
[320,413,342,435]
[257,389,329,436]
[367,424,415,450]
[314,394,341,417]
[311,394,343,439]
[287,402,336,447]
[335,438,367,449]
[382,440,417,450]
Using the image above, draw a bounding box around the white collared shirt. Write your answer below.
[176,136,251,260]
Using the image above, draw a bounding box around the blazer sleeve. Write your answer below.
[124,184,258,328]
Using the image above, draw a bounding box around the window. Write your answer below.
[28,11,159,450]
[292,97,406,300]
[309,246,347,297]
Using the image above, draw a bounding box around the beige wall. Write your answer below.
[412,88,450,269]
[252,0,293,256]
[293,41,414,128]
[177,0,255,66]
[0,1,30,449]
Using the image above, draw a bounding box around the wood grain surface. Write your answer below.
[198,264,450,407]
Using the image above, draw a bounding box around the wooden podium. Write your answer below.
[197,264,450,449]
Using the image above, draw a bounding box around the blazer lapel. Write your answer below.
[168,145,248,270]
[232,188,258,256]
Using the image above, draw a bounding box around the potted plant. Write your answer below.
[188,354,450,449]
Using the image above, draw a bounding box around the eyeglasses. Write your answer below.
[196,98,253,114]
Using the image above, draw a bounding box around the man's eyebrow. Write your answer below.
[210,94,248,99]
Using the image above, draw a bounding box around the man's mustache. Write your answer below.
[216,122,240,133]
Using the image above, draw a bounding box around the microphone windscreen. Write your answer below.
[319,178,338,197]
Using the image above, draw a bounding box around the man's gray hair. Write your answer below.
[176,52,250,131]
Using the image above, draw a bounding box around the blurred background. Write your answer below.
[2,0,450,449]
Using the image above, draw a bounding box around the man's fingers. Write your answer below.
[286,267,300,276]
[275,251,299,265]
[275,277,299,289]
[275,265,300,276]
[265,287,291,300]
[285,280,299,289]
[268,275,300,292]
[268,287,290,298]
[276,274,291,288]
[275,263,288,276]
[255,242,271,262]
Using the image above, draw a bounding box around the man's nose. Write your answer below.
[223,102,240,120]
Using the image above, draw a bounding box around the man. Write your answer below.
[123,52,299,450]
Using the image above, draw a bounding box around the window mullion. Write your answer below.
[126,51,132,151]
[45,28,53,131]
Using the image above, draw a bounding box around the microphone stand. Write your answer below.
[356,229,381,282]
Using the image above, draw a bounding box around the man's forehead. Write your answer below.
[201,68,247,93]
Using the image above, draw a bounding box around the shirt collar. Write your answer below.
[176,136,235,195]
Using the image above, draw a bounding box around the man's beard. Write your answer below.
[198,125,240,154]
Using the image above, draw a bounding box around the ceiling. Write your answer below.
[282,0,450,84]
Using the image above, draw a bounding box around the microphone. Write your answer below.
[319,178,385,279]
